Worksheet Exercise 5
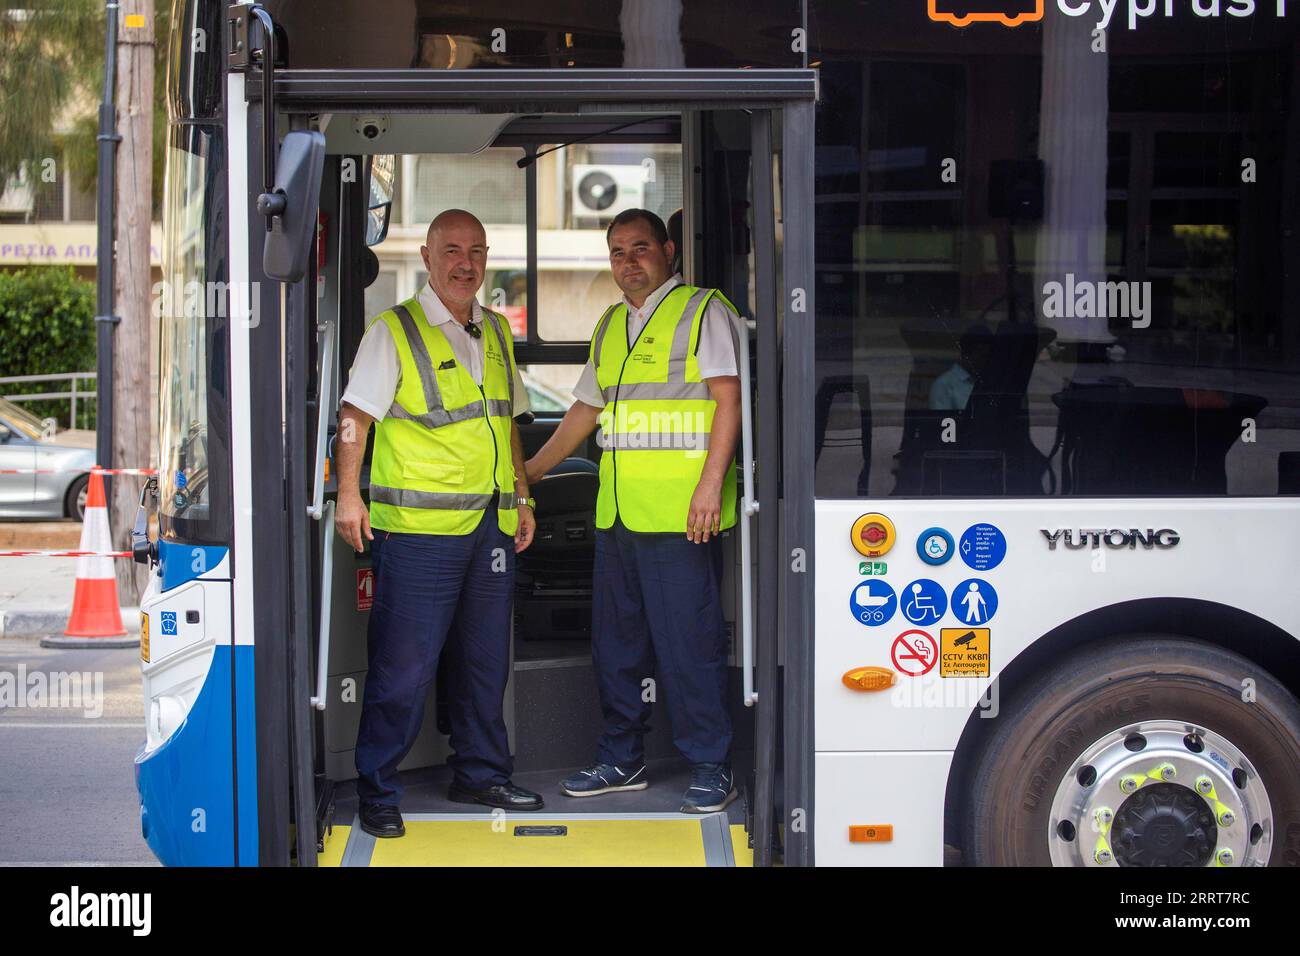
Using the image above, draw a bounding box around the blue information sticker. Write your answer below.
[952,579,998,625]
[917,527,955,566]
[160,611,178,636]
[901,578,949,626]
[849,579,897,628]
[959,523,1007,571]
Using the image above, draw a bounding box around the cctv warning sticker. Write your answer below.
[940,628,990,677]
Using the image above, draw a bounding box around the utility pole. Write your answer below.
[110,0,155,602]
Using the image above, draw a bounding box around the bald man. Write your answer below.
[336,209,542,837]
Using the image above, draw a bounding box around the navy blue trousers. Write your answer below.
[592,520,732,768]
[355,511,514,806]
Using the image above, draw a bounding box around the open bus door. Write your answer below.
[235,12,816,865]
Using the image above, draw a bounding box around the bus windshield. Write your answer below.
[157,122,228,542]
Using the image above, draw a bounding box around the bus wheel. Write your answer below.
[964,637,1300,867]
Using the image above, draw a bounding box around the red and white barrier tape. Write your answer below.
[0,467,156,476]
[0,550,133,558]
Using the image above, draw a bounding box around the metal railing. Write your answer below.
[0,372,96,429]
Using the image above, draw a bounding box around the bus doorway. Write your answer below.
[241,67,817,867]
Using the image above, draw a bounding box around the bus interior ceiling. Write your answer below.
[304,109,764,835]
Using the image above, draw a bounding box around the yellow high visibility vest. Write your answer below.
[368,298,519,536]
[591,284,739,533]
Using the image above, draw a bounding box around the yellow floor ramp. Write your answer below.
[324,812,752,867]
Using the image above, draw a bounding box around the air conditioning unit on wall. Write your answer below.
[570,164,645,221]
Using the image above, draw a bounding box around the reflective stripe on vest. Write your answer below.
[591,284,739,533]
[368,298,518,536]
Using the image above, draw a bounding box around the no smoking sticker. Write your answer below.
[941,628,990,677]
[890,630,937,677]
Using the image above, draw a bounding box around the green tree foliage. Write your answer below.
[0,267,97,426]
[0,2,102,187]
[1,1,170,213]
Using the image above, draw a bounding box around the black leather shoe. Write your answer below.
[358,802,405,838]
[447,781,545,811]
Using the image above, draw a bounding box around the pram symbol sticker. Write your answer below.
[849,579,898,627]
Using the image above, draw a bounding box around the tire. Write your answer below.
[64,473,90,522]
[964,636,1300,867]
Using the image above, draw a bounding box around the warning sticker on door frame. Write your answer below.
[940,628,990,677]
[357,567,375,611]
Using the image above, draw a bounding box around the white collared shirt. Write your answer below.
[571,273,741,408]
[340,282,530,421]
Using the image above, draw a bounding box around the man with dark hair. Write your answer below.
[526,208,743,813]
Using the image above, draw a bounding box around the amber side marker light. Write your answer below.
[842,666,896,692]
[849,825,893,843]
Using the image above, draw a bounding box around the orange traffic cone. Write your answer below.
[45,469,131,647]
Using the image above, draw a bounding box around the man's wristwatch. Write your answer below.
[515,495,535,510]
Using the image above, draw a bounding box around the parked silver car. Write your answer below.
[0,398,94,521]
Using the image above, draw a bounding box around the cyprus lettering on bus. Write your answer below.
[1057,0,1284,32]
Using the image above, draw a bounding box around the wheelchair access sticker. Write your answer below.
[901,578,948,626]
[849,579,897,627]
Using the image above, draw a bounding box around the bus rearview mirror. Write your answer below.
[261,130,326,282]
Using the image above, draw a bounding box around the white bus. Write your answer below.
[132,0,1300,867]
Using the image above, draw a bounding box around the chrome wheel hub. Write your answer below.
[1048,720,1272,867]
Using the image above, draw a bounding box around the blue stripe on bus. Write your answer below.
[157,539,230,592]
[233,641,258,865]
[134,643,257,866]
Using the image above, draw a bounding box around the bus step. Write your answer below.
[325,812,751,867]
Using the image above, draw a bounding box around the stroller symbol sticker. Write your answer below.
[849,580,898,627]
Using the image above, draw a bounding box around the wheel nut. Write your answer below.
[1196,776,1214,795]
[1095,847,1113,865]
[1158,763,1176,781]
[1217,848,1234,866]
[1120,775,1140,793]
[1094,807,1114,827]
[1218,809,1235,827]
